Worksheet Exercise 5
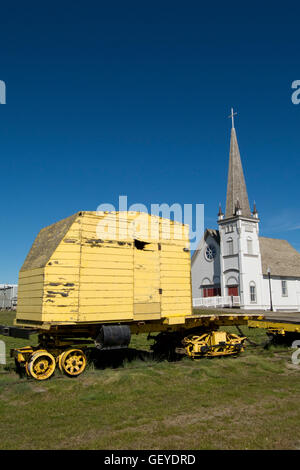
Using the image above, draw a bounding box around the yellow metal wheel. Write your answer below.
[58,349,87,377]
[27,350,56,381]
[182,331,245,358]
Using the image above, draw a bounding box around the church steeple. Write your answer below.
[225,110,252,219]
[216,111,262,309]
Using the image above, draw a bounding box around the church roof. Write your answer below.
[205,229,220,244]
[225,127,252,218]
[259,237,300,278]
[192,230,300,278]
[191,229,220,263]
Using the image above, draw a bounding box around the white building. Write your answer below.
[192,116,300,312]
[0,284,18,310]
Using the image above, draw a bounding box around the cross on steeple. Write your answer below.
[228,108,237,128]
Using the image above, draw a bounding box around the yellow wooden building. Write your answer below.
[17,211,192,326]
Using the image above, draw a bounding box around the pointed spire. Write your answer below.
[235,199,241,215]
[252,201,259,218]
[218,203,224,220]
[253,201,257,214]
[225,115,252,219]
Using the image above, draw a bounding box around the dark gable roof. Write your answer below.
[21,213,79,271]
[191,229,220,263]
[205,229,220,244]
[259,237,300,278]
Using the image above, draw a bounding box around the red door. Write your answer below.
[203,287,221,297]
[203,287,215,297]
[228,286,239,296]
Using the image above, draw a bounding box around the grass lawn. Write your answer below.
[1,310,300,450]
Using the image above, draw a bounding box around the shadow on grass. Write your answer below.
[85,345,250,373]
[86,347,183,371]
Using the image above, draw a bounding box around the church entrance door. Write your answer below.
[227,285,239,296]
[203,287,221,297]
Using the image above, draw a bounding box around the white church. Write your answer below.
[191,112,300,312]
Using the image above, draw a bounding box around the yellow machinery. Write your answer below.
[180,331,246,358]
[248,318,300,345]
[248,320,300,335]
[0,211,264,380]
[11,314,255,380]
[14,345,88,380]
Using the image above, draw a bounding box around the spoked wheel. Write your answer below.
[27,350,56,381]
[58,349,87,377]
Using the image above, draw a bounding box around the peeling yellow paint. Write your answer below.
[17,211,192,326]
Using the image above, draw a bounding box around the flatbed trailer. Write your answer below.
[0,211,267,381]
[1,312,264,380]
[248,312,300,341]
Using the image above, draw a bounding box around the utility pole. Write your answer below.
[267,267,273,311]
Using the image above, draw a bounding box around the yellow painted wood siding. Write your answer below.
[160,242,192,316]
[17,269,44,321]
[133,242,161,318]
[78,214,134,322]
[42,222,81,322]
[16,211,192,325]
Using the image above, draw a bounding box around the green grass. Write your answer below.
[1,310,300,450]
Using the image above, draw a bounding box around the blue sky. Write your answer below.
[1,1,300,283]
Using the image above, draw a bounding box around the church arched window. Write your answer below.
[249,281,256,303]
[247,237,253,255]
[227,237,233,255]
[200,278,212,287]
